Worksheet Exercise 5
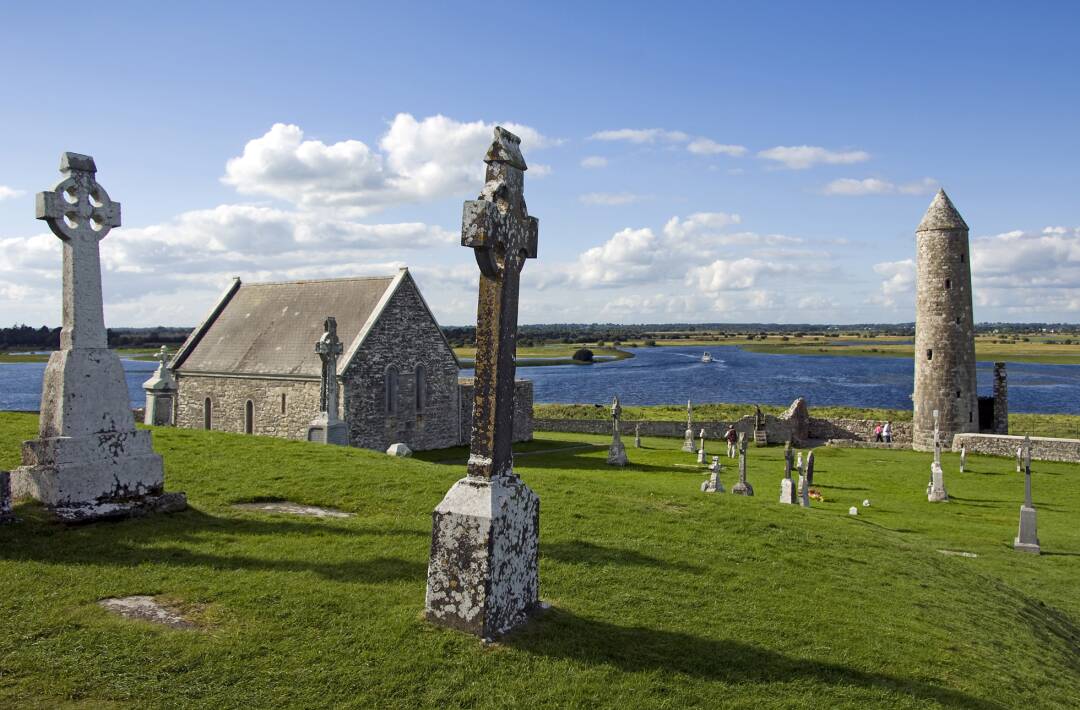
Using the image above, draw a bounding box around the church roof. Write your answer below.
[917,189,968,232]
[172,273,403,378]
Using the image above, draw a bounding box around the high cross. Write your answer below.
[316,316,344,416]
[461,127,539,479]
[36,153,121,350]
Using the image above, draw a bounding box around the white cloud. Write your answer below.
[686,139,747,157]
[0,186,24,201]
[590,128,689,143]
[580,156,608,169]
[222,115,553,215]
[758,145,871,170]
[686,258,794,292]
[663,212,742,240]
[579,192,649,206]
[872,259,915,307]
[823,177,938,196]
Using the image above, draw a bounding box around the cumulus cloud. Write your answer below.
[579,192,649,206]
[758,145,870,170]
[823,177,938,196]
[686,258,794,292]
[590,128,689,144]
[872,259,916,307]
[686,139,747,157]
[222,115,554,215]
[580,156,608,169]
[0,186,24,201]
[663,212,742,240]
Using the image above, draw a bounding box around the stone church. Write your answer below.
[166,268,532,452]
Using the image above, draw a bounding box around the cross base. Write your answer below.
[607,432,629,466]
[425,472,540,638]
[306,413,349,446]
[681,430,696,453]
[928,462,949,502]
[1013,505,1040,554]
[732,480,754,496]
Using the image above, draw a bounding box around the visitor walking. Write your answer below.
[873,423,883,442]
[883,421,892,443]
[725,425,738,458]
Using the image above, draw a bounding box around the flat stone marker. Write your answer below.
[233,501,352,518]
[1013,436,1040,554]
[99,596,195,629]
[606,396,629,466]
[425,128,541,639]
[11,153,185,522]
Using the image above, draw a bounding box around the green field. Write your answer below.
[1,412,1078,708]
[0,348,161,364]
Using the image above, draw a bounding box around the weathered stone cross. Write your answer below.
[36,153,121,350]
[461,127,539,479]
[611,395,622,434]
[316,316,344,418]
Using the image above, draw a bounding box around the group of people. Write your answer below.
[873,421,893,443]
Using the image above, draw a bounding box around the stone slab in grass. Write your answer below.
[99,596,195,629]
[233,501,353,518]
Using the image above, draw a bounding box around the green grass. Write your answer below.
[0,348,160,363]
[1,412,1079,708]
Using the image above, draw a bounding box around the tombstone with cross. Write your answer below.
[425,128,542,638]
[12,153,185,521]
[143,345,178,426]
[1013,436,1040,553]
[927,409,949,502]
[307,316,348,445]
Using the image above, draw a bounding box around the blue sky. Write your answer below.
[1,1,1078,326]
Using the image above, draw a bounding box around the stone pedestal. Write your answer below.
[779,477,796,504]
[1013,505,1040,554]
[307,413,349,445]
[607,431,629,467]
[425,472,540,637]
[927,462,949,502]
[682,428,696,453]
[142,347,177,426]
[0,471,13,523]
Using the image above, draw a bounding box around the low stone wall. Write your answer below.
[534,414,801,445]
[809,418,912,444]
[826,440,910,450]
[458,379,533,444]
[952,433,1080,463]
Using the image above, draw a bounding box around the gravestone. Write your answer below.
[697,428,706,465]
[11,153,185,521]
[425,128,541,638]
[607,395,629,466]
[927,409,949,502]
[0,471,12,523]
[732,433,754,496]
[1016,446,1022,474]
[682,399,696,452]
[142,346,177,426]
[798,453,810,507]
[805,450,816,486]
[306,316,348,445]
[701,456,724,493]
[959,445,967,473]
[386,443,412,457]
[779,441,796,504]
[1013,436,1040,554]
[634,423,641,448]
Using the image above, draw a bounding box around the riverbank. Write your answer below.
[453,344,635,367]
[0,348,161,363]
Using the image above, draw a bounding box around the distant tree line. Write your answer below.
[0,325,192,350]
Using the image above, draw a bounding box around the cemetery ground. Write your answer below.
[1,413,1078,708]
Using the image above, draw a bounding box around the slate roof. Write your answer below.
[174,275,398,377]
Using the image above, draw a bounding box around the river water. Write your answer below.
[2,346,1079,414]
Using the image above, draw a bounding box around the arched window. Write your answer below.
[203,398,212,430]
[415,365,427,411]
[926,349,933,361]
[385,366,399,415]
[245,400,254,434]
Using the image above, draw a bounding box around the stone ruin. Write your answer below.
[425,128,541,638]
[10,153,186,522]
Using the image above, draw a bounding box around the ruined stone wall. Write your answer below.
[534,415,801,444]
[174,373,323,439]
[459,379,533,444]
[992,362,1009,434]
[953,433,1080,463]
[913,198,978,451]
[808,418,913,444]
[342,282,461,452]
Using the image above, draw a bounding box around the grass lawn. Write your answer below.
[1,412,1078,708]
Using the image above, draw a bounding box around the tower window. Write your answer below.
[956,317,961,324]
[203,398,212,430]
[956,390,961,398]
[280,393,287,414]
[960,253,965,263]
[970,411,974,423]
[945,278,951,289]
[926,349,933,361]
[415,365,427,412]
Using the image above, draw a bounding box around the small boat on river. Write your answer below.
[701,352,713,363]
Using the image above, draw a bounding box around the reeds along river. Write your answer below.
[2,346,1080,414]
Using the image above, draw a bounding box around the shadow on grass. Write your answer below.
[506,608,998,709]
[0,505,427,583]
[542,540,704,573]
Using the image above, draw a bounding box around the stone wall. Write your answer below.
[459,379,534,444]
[175,373,323,439]
[952,433,1080,463]
[808,418,913,444]
[342,281,461,452]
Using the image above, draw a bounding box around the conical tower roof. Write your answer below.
[917,189,968,232]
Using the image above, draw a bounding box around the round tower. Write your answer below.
[912,189,978,451]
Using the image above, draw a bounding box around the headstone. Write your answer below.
[1016,446,1023,474]
[959,445,967,473]
[11,153,185,521]
[849,506,859,516]
[798,453,811,508]
[142,346,177,426]
[425,128,541,638]
[805,450,816,485]
[306,316,348,445]
[682,399,696,452]
[634,423,641,448]
[928,409,949,502]
[697,428,707,464]
[779,441,796,504]
[701,455,724,493]
[1013,436,1040,554]
[386,443,413,457]
[731,433,754,496]
[0,471,13,523]
[607,395,629,467]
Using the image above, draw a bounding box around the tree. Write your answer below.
[572,348,594,362]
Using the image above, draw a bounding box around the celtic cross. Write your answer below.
[156,346,170,367]
[36,153,121,350]
[462,127,539,480]
[315,316,344,417]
